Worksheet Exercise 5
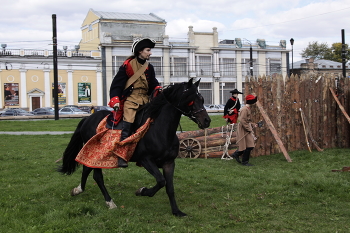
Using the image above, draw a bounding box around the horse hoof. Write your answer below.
[70,186,83,196]
[106,200,117,209]
[135,187,145,196]
[173,211,187,217]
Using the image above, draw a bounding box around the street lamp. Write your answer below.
[290,38,294,75]
[244,38,253,76]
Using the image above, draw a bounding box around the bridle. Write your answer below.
[163,86,206,120]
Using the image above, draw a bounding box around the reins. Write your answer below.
[162,85,205,120]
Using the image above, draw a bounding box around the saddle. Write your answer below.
[75,116,152,169]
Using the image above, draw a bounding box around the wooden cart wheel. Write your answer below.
[179,138,201,158]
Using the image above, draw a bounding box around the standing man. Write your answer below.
[108,38,162,167]
[232,94,258,166]
[223,89,243,124]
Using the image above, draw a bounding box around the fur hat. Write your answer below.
[230,89,243,94]
[245,94,258,104]
[131,38,156,53]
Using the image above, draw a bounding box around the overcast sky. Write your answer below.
[1,0,350,61]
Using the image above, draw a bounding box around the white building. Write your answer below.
[0,9,289,110]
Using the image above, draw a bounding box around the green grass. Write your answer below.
[0,115,227,132]
[1,134,350,232]
[0,118,82,131]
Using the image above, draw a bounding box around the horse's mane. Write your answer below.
[141,83,184,120]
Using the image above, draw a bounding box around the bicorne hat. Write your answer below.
[245,94,258,104]
[230,89,243,94]
[131,38,156,53]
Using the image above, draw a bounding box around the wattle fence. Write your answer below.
[245,74,350,157]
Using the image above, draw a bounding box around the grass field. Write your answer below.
[1,131,350,232]
[0,114,227,132]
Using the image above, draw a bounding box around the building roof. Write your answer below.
[91,9,166,23]
[292,59,344,69]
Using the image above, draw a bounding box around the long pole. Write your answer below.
[250,45,253,76]
[291,45,294,74]
[341,29,346,78]
[52,14,59,120]
[290,38,294,76]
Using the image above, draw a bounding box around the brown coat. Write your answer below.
[123,59,150,123]
[237,105,255,151]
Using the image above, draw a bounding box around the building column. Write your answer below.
[0,69,3,108]
[258,51,266,76]
[105,47,113,103]
[67,69,74,105]
[189,49,196,78]
[19,69,27,108]
[281,52,288,79]
[96,69,103,106]
[213,50,220,105]
[236,51,243,92]
[163,47,170,86]
[44,69,51,107]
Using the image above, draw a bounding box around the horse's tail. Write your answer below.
[58,117,86,175]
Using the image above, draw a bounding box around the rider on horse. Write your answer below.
[108,38,162,168]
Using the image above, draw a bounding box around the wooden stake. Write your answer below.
[300,108,312,152]
[329,87,350,124]
[300,108,324,152]
[256,101,292,162]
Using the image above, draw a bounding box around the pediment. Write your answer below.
[27,88,45,94]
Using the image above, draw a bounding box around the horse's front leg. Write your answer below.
[71,165,92,196]
[163,161,187,217]
[135,157,165,197]
[93,168,117,209]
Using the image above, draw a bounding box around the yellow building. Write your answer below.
[0,49,102,110]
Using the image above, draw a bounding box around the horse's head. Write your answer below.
[165,78,211,129]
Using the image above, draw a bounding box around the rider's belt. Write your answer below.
[133,88,148,95]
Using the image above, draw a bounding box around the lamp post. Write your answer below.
[290,38,294,75]
[244,38,253,76]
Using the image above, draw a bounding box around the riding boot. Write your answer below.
[231,150,244,164]
[118,121,133,168]
[120,121,132,141]
[242,147,254,166]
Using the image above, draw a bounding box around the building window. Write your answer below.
[197,55,212,76]
[150,57,162,76]
[112,56,127,76]
[198,82,212,105]
[220,82,236,104]
[267,59,282,75]
[242,59,258,76]
[220,58,236,77]
[172,57,187,76]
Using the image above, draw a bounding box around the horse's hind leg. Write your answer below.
[71,165,92,196]
[93,168,117,209]
[163,161,187,217]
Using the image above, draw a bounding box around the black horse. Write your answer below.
[58,78,211,217]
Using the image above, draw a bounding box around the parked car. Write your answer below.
[79,106,92,113]
[94,106,113,111]
[1,108,34,117]
[59,107,89,115]
[32,107,55,115]
[63,105,93,113]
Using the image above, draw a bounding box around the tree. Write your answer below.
[301,41,350,63]
[300,41,331,60]
[323,43,350,63]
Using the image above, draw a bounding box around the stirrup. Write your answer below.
[118,157,128,168]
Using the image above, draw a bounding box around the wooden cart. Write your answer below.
[177,125,238,159]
